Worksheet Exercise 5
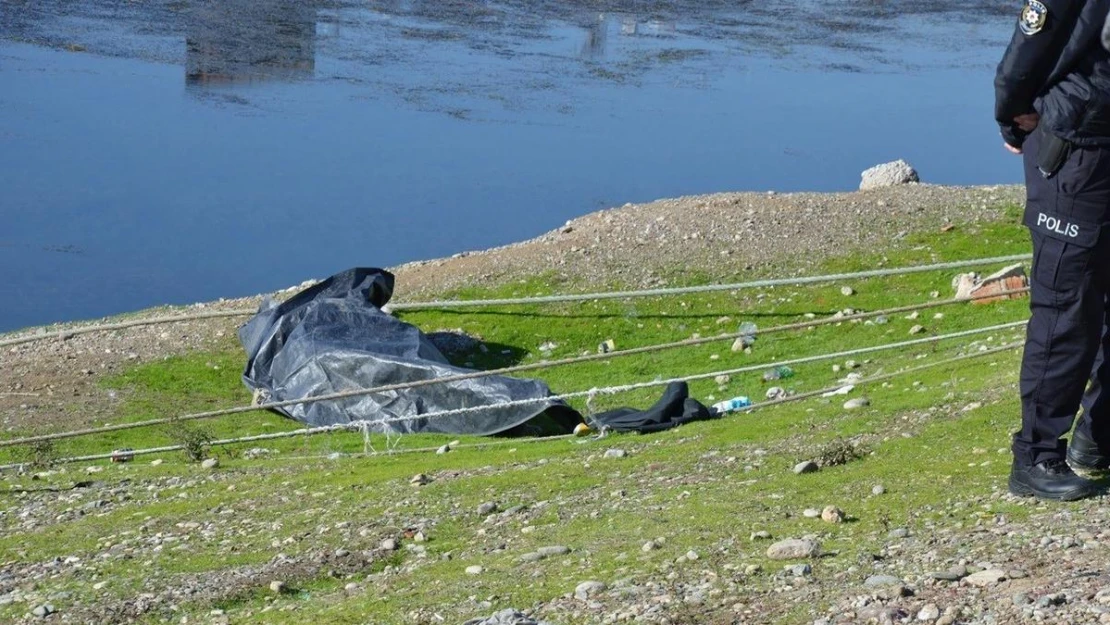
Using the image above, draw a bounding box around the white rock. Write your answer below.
[201,458,219,469]
[465,565,484,575]
[860,159,919,190]
[766,539,820,560]
[964,569,1007,587]
[575,580,607,601]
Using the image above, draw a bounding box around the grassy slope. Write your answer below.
[0,202,1054,624]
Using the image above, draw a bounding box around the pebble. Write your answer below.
[269,580,287,594]
[917,604,941,621]
[466,565,484,575]
[821,506,845,523]
[787,563,812,576]
[685,550,699,561]
[478,502,498,515]
[766,539,820,560]
[536,545,571,556]
[519,552,546,563]
[865,575,902,587]
[575,580,607,601]
[201,458,219,469]
[872,484,885,495]
[928,567,967,581]
[604,449,627,459]
[963,569,1007,587]
[843,397,870,410]
[794,461,819,474]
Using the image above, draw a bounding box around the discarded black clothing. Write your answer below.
[591,382,713,434]
[238,267,579,436]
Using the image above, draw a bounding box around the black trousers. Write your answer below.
[1014,128,1110,466]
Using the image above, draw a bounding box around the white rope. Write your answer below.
[0,287,1030,449]
[387,254,1031,310]
[0,254,1029,348]
[0,339,1023,472]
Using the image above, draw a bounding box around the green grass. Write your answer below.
[1,201,1062,624]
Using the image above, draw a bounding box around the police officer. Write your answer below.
[996,0,1110,500]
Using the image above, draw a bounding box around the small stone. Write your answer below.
[575,580,607,601]
[519,552,545,563]
[794,461,819,474]
[832,364,842,373]
[466,565,484,575]
[841,286,855,296]
[537,545,571,556]
[963,569,1006,587]
[201,458,219,469]
[843,397,870,410]
[269,581,287,594]
[928,567,967,581]
[865,575,902,587]
[380,538,398,551]
[685,550,699,561]
[604,449,627,459]
[787,563,812,576]
[821,506,845,523]
[766,539,820,560]
[872,484,885,495]
[642,540,659,552]
[803,508,821,518]
[477,502,498,515]
[917,604,941,621]
[909,325,925,335]
[413,531,427,543]
[888,528,910,539]
[766,386,786,400]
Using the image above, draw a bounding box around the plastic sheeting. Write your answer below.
[238,268,579,436]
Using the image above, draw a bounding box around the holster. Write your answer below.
[1038,131,1070,178]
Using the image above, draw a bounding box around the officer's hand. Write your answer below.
[1003,142,1022,155]
[1013,113,1040,132]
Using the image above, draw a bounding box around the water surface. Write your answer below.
[0,0,1022,332]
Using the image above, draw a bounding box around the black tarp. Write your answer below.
[238,268,580,436]
[238,267,715,437]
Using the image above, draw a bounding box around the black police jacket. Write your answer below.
[995,0,1110,148]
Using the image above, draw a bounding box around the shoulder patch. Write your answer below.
[1020,0,1048,35]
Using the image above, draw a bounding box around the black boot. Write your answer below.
[1009,458,1098,501]
[1067,428,1110,471]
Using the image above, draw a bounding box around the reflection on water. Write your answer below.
[0,0,1020,332]
[184,0,316,87]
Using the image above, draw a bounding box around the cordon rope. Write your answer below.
[0,339,1024,471]
[0,254,1031,349]
[0,290,1030,449]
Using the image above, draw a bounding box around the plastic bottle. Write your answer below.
[711,396,752,414]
